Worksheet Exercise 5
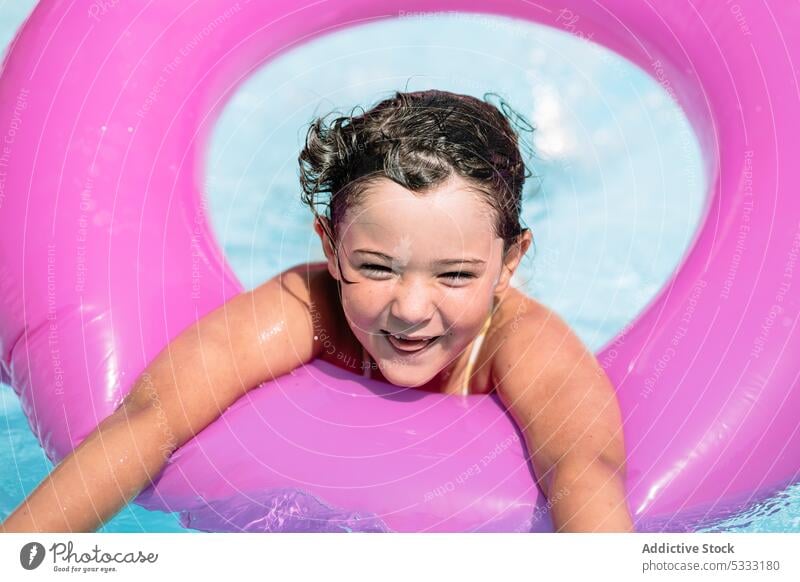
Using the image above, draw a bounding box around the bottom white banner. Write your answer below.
[1,532,798,581]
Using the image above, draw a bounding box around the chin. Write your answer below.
[380,366,435,389]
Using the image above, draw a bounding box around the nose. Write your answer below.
[388,275,436,332]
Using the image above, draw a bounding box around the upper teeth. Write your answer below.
[392,334,430,341]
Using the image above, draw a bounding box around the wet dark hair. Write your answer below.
[298,88,535,283]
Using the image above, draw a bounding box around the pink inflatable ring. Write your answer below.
[1,1,798,532]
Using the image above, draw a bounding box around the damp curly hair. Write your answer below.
[298,89,535,274]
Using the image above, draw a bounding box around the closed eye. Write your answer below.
[359,264,476,282]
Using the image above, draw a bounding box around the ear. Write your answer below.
[313,216,341,281]
[494,228,533,295]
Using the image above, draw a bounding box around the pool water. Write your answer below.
[1,3,797,532]
[0,387,191,533]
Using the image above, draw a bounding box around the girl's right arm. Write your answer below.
[0,264,331,532]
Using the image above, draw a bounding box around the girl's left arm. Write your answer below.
[491,301,634,532]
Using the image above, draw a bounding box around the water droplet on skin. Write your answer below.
[258,322,285,344]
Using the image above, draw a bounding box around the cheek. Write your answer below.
[341,287,384,327]
[438,313,478,345]
[343,284,489,334]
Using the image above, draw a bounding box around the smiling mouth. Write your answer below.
[381,330,442,353]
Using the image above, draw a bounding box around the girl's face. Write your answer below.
[315,174,529,389]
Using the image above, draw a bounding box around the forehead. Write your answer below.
[340,177,498,257]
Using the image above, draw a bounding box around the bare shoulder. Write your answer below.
[489,289,598,386]
[488,290,625,493]
[271,261,342,347]
[273,261,353,362]
[276,261,335,314]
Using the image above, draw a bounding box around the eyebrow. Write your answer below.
[353,249,487,266]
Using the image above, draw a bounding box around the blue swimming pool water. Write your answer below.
[1,3,797,532]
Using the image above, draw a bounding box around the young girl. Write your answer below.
[1,89,633,533]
